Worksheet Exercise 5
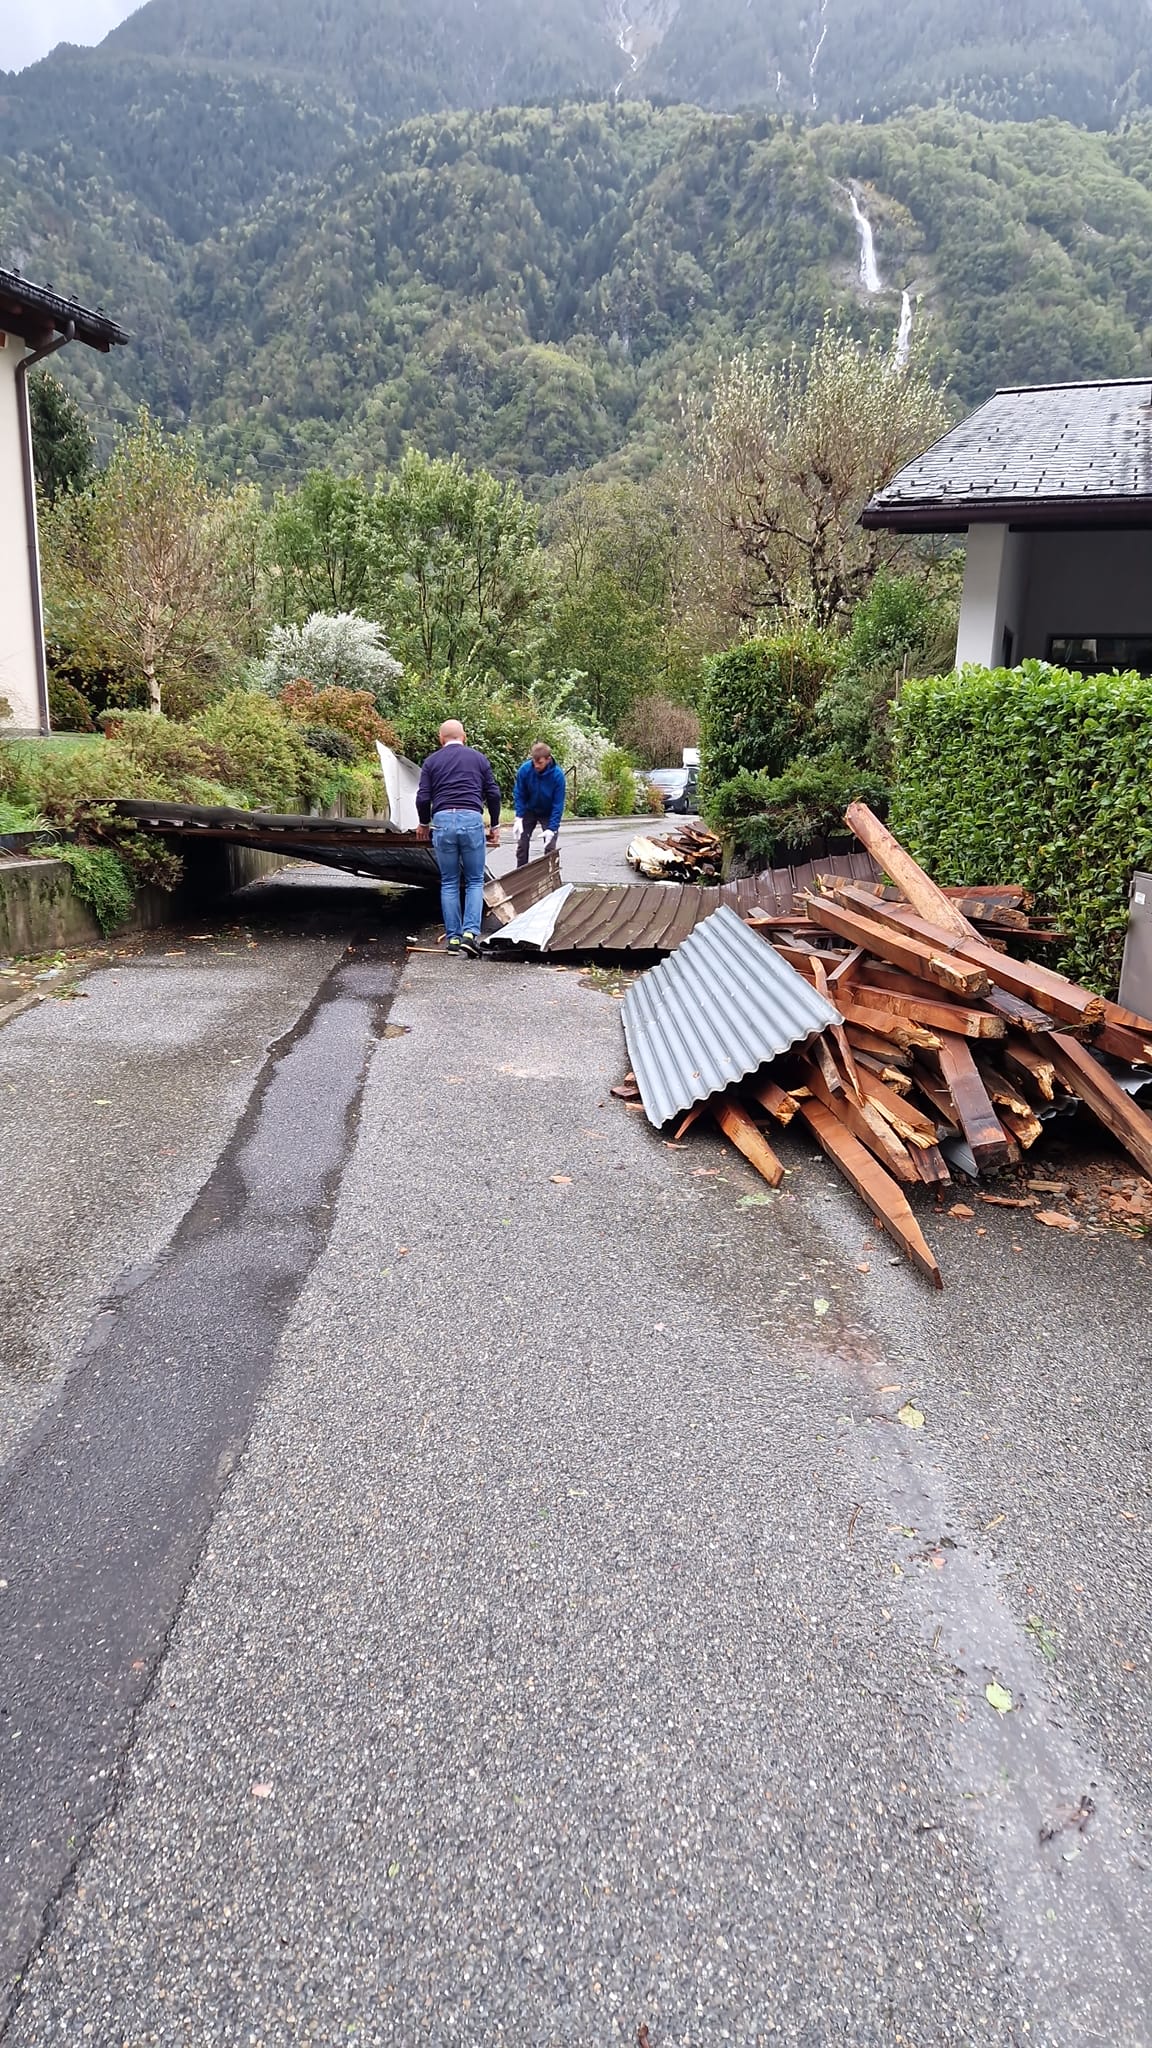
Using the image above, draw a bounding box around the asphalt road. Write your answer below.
[0,849,1150,2045]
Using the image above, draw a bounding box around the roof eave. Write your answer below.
[861,496,1152,534]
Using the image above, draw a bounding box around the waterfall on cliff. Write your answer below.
[847,189,881,294]
[894,289,914,368]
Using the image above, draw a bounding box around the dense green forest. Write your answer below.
[5,100,1152,493]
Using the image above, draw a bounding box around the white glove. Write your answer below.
[544,829,558,850]
[512,816,523,844]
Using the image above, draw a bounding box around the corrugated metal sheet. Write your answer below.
[489,851,880,956]
[621,904,841,1128]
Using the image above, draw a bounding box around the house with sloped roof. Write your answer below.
[0,269,128,733]
[861,378,1152,675]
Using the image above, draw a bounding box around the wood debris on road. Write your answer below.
[613,803,1152,1286]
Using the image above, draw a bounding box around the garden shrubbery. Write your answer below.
[699,630,837,792]
[893,661,1152,992]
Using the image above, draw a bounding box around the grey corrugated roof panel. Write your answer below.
[620,904,841,1128]
[862,379,1152,531]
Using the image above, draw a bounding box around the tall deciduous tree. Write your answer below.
[368,450,540,681]
[680,325,950,631]
[42,411,245,712]
[264,470,375,622]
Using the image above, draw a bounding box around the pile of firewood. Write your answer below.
[626,823,724,881]
[630,804,1152,1288]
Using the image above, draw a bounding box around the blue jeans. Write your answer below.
[432,809,487,938]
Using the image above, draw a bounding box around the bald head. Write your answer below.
[439,720,467,746]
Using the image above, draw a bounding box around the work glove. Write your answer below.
[543,830,558,851]
[512,815,523,844]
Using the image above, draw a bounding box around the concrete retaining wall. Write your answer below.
[0,843,287,959]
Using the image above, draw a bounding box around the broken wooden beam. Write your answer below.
[838,999,942,1051]
[805,894,989,996]
[796,1096,943,1287]
[745,1075,801,1126]
[1046,1034,1152,1181]
[843,802,979,940]
[796,1055,919,1183]
[712,1098,785,1187]
[929,1033,1013,1170]
[851,984,1006,1040]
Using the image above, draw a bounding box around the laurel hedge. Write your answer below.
[891,661,1152,995]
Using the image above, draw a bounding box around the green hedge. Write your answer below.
[699,631,837,796]
[892,662,1152,993]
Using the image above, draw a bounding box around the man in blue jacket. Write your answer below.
[513,741,566,868]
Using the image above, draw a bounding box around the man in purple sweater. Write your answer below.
[415,720,502,956]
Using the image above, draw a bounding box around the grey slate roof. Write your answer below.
[862,379,1152,532]
[0,266,129,351]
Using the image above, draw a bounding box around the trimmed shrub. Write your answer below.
[99,709,238,791]
[300,725,359,765]
[699,631,837,796]
[48,674,96,733]
[892,662,1152,993]
[573,784,605,818]
[600,747,640,817]
[194,691,318,812]
[719,753,889,871]
[280,680,396,758]
[390,681,558,799]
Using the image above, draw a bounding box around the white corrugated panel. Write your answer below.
[621,904,841,1127]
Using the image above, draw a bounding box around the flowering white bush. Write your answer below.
[251,612,402,708]
[549,713,612,795]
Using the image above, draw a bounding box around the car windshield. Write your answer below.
[648,770,686,790]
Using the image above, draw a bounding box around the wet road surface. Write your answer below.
[0,867,1150,2044]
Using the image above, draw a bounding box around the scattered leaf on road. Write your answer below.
[550,1175,573,1185]
[691,1168,720,1178]
[813,1298,830,1316]
[738,1191,774,1207]
[855,1261,871,1272]
[896,1402,925,1429]
[985,1681,1014,1715]
[250,1783,274,1798]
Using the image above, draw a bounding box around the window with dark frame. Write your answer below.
[1048,635,1152,676]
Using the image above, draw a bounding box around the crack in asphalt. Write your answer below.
[0,937,403,2033]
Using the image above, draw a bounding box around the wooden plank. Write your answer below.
[852,984,1005,1040]
[912,1141,952,1187]
[844,1024,911,1067]
[830,884,1103,1029]
[796,1056,919,1183]
[1046,1034,1152,1181]
[971,1063,1033,1121]
[982,986,1056,1034]
[852,1049,913,1092]
[807,951,863,1101]
[931,1033,1012,1170]
[805,894,989,996]
[998,1103,1044,1150]
[828,945,866,990]
[1002,1034,1056,1100]
[712,1098,785,1188]
[744,1075,800,1126]
[909,1060,961,1131]
[843,801,978,939]
[1094,1021,1152,1066]
[796,1096,943,1287]
[856,1068,941,1148]
[838,1000,942,1051]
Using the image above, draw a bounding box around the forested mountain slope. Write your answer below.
[4,103,1152,491]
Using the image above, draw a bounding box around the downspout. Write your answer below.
[14,320,74,734]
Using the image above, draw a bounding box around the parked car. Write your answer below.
[643,766,699,814]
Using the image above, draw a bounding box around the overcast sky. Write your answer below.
[1,0,140,73]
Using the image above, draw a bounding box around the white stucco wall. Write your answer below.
[0,335,44,732]
[954,524,1030,668]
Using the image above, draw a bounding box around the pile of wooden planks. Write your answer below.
[625,804,1152,1289]
[626,823,724,880]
